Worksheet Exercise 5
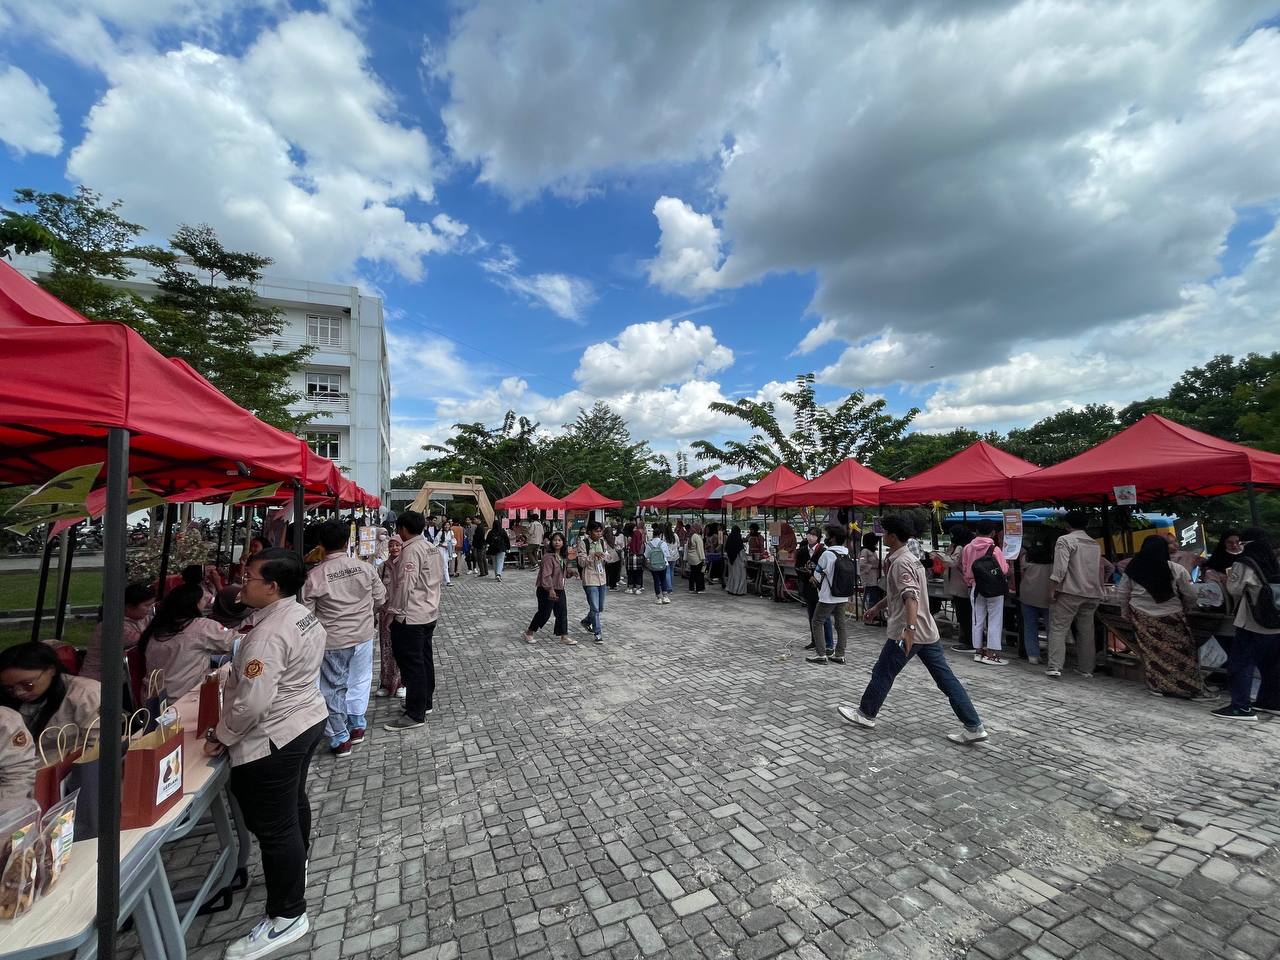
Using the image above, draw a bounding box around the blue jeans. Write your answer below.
[665,563,675,594]
[651,569,667,596]
[1020,603,1048,660]
[583,584,606,637]
[859,638,982,728]
[1229,626,1280,711]
[321,641,374,747]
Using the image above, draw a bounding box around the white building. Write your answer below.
[12,256,391,503]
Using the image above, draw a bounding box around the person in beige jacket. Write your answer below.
[140,583,237,701]
[205,548,327,960]
[0,642,101,747]
[303,520,386,758]
[686,524,707,593]
[0,705,35,802]
[1046,513,1106,678]
[384,511,445,730]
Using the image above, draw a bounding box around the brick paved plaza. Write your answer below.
[161,567,1280,960]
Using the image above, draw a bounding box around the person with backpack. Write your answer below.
[797,526,834,656]
[486,519,511,582]
[962,520,1011,666]
[806,524,855,665]
[1212,528,1280,722]
[843,516,988,745]
[577,521,618,640]
[646,525,676,604]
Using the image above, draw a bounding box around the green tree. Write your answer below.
[550,402,674,503]
[1,188,313,431]
[691,373,918,480]
[395,412,551,497]
[869,428,1001,480]
[1002,404,1120,465]
[136,224,313,431]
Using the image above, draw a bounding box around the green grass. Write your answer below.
[0,618,95,650]
[0,569,104,613]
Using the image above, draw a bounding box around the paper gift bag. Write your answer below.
[64,719,107,840]
[197,671,222,734]
[33,724,81,813]
[143,670,169,733]
[121,717,184,829]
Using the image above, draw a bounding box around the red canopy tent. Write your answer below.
[722,465,806,508]
[1011,414,1280,503]
[772,459,888,507]
[638,477,696,508]
[561,482,623,510]
[880,441,1038,505]
[494,481,566,511]
[664,475,727,510]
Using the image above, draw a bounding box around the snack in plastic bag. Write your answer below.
[0,801,41,919]
[35,790,78,896]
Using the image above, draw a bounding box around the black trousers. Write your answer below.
[951,593,973,645]
[528,586,567,635]
[390,620,437,721]
[474,549,488,576]
[229,719,325,919]
[627,565,644,589]
[688,562,705,592]
[605,560,622,590]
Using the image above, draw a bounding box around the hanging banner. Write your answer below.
[225,482,283,507]
[1112,484,1138,506]
[10,463,103,511]
[1002,509,1023,561]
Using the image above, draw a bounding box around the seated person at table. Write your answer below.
[0,705,35,801]
[79,582,155,681]
[1118,536,1204,699]
[0,642,101,746]
[141,583,238,702]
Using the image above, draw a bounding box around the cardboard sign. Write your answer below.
[1113,484,1137,506]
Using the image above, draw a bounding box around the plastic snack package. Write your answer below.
[34,789,78,896]
[0,800,42,919]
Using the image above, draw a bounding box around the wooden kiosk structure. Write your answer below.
[407,475,495,525]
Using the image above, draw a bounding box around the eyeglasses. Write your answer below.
[241,574,267,584]
[0,677,45,694]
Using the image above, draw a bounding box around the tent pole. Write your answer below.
[1100,503,1115,562]
[97,427,128,960]
[1247,482,1260,526]
[293,483,306,560]
[53,524,78,641]
[156,503,177,599]
[29,523,57,643]
[214,501,227,576]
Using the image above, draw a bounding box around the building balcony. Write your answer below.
[294,393,350,418]
[258,333,349,356]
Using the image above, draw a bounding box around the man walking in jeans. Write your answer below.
[840,517,988,745]
[1046,511,1104,679]
[384,510,444,731]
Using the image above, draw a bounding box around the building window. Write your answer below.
[307,314,342,348]
[306,372,342,398]
[307,432,341,459]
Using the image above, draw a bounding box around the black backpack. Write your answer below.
[828,551,858,597]
[971,545,1009,598]
[1240,557,1280,629]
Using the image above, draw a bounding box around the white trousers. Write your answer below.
[971,588,1004,651]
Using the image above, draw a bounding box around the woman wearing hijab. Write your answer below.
[1213,529,1280,722]
[1118,536,1204,699]
[725,526,748,596]
[777,523,797,559]
[376,535,404,699]
[686,523,707,594]
[626,523,647,595]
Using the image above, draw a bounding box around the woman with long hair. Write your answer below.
[686,523,707,594]
[140,582,237,701]
[521,532,578,645]
[486,518,511,582]
[377,535,404,699]
[725,525,748,596]
[941,526,975,652]
[1214,528,1280,721]
[0,642,100,743]
[796,526,833,654]
[1119,535,1204,699]
[626,522,647,595]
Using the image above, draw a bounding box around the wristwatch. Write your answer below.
[904,624,917,632]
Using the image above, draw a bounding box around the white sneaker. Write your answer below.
[395,687,407,698]
[656,598,664,604]
[978,654,1008,666]
[521,633,537,644]
[661,595,670,604]
[1027,657,1041,665]
[947,725,989,745]
[1045,669,1062,678]
[225,914,310,960]
[560,636,579,645]
[838,705,876,728]
[375,688,390,698]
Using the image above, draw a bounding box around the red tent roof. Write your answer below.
[494,481,566,511]
[664,475,727,509]
[561,483,623,510]
[723,465,806,508]
[1011,414,1280,502]
[0,264,309,492]
[880,441,1038,505]
[638,477,695,508]
[773,459,889,507]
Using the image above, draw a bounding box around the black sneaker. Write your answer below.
[951,644,972,653]
[828,656,846,665]
[1210,705,1257,722]
[803,642,816,650]
[383,714,425,731]
[806,656,829,665]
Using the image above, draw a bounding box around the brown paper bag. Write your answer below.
[120,715,184,830]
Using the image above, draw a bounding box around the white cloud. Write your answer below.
[63,12,459,282]
[646,196,729,297]
[0,65,62,156]
[479,246,595,322]
[792,319,838,356]
[574,319,734,393]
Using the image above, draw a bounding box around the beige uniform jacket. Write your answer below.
[303,552,387,649]
[80,614,148,682]
[686,533,706,565]
[1228,562,1280,635]
[41,675,101,743]
[884,546,941,645]
[1118,562,1196,618]
[145,617,237,701]
[577,537,618,587]
[0,706,34,802]
[1051,530,1105,599]
[387,534,444,625]
[216,596,327,766]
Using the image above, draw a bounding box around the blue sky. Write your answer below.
[2,1,1278,476]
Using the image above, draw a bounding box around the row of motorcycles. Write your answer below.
[2,517,261,556]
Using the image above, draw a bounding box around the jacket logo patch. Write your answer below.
[11,731,27,748]
[244,659,265,679]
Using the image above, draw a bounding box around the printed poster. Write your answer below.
[1002,509,1023,561]
[156,744,183,804]
[1113,484,1138,506]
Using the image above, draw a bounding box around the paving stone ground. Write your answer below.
[149,567,1280,960]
